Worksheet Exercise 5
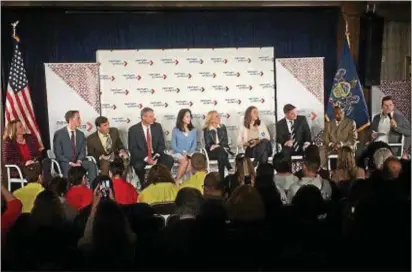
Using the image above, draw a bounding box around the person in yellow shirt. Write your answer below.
[137,164,178,205]
[180,153,207,193]
[13,163,44,213]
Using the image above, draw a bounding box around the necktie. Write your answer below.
[290,121,299,151]
[146,127,152,160]
[70,131,76,162]
[105,134,112,154]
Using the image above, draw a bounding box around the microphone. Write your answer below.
[388,113,392,120]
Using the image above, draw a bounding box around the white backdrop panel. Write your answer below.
[97,47,276,148]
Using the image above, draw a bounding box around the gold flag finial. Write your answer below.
[11,21,20,42]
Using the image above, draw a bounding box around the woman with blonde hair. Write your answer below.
[331,146,365,183]
[203,110,233,182]
[223,154,255,197]
[238,106,272,167]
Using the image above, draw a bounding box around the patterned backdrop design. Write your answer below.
[45,63,101,146]
[97,48,276,149]
[275,58,325,140]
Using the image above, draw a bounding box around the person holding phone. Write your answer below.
[171,109,198,182]
[223,154,256,197]
[203,110,234,182]
[237,106,272,166]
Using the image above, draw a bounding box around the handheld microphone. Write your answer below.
[388,113,392,120]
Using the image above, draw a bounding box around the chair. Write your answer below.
[199,133,237,173]
[327,141,360,171]
[46,150,63,177]
[153,214,167,228]
[5,164,26,191]
[166,214,180,227]
[151,201,176,215]
[388,135,405,159]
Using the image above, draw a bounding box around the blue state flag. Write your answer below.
[326,38,370,131]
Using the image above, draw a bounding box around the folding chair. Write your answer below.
[327,141,360,171]
[388,135,405,159]
[5,164,26,191]
[199,133,237,173]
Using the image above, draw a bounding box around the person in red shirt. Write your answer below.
[109,159,138,205]
[1,185,22,240]
[65,166,93,210]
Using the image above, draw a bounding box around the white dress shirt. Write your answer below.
[286,119,294,133]
[376,113,392,143]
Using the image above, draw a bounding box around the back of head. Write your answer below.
[304,144,321,163]
[23,162,42,183]
[235,154,255,185]
[273,151,292,174]
[30,190,65,231]
[109,159,125,177]
[256,163,274,178]
[226,185,265,222]
[175,187,204,217]
[359,141,392,169]
[90,175,114,196]
[45,177,68,197]
[292,185,324,218]
[382,157,402,180]
[373,148,394,170]
[146,164,175,187]
[303,159,320,176]
[68,166,87,186]
[203,172,224,195]
[190,152,207,172]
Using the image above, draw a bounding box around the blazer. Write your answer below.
[3,134,42,168]
[237,120,270,147]
[86,127,125,163]
[53,127,86,163]
[203,124,230,152]
[276,115,312,146]
[371,110,411,145]
[128,122,166,165]
[324,118,357,149]
[171,127,197,154]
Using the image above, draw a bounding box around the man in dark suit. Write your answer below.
[276,104,312,157]
[128,107,174,185]
[87,116,128,175]
[53,110,97,181]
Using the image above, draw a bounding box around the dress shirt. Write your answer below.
[376,112,392,143]
[286,119,294,133]
[67,126,76,146]
[98,131,111,153]
[142,124,153,151]
[209,125,220,144]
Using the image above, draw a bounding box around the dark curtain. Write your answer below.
[1,7,338,149]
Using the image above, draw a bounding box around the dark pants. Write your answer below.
[281,145,304,160]
[208,146,232,182]
[60,160,98,183]
[133,154,174,187]
[245,139,272,166]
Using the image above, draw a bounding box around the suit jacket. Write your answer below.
[276,115,312,147]
[371,110,411,146]
[203,124,230,152]
[53,127,86,163]
[324,118,357,149]
[2,134,42,168]
[86,127,125,163]
[128,122,166,165]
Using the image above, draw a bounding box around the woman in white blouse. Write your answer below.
[237,106,272,166]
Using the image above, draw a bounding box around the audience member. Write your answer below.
[13,163,44,213]
[255,163,287,205]
[331,146,365,183]
[66,166,93,210]
[273,151,298,191]
[292,185,325,219]
[109,159,138,205]
[226,185,265,222]
[382,157,402,180]
[180,152,207,192]
[203,172,225,200]
[294,144,330,180]
[1,185,22,239]
[44,176,78,222]
[223,154,255,197]
[175,188,204,219]
[137,164,178,204]
[373,147,394,171]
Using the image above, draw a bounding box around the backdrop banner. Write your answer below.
[97,47,276,149]
[275,58,325,144]
[45,63,101,148]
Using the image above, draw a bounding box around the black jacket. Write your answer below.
[203,124,230,152]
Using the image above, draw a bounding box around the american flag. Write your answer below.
[5,38,43,148]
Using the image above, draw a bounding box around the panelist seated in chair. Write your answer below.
[2,119,52,181]
[171,109,198,182]
[237,106,272,167]
[319,106,357,169]
[53,110,97,182]
[87,116,128,175]
[371,96,411,157]
[128,107,174,185]
[276,104,312,157]
[203,110,233,183]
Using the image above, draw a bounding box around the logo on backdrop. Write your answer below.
[249,97,265,104]
[173,72,192,79]
[225,98,242,105]
[102,103,116,110]
[259,83,275,89]
[109,60,127,66]
[260,110,275,117]
[176,100,193,107]
[186,58,204,64]
[188,86,205,92]
[212,85,229,92]
[223,71,240,77]
[161,58,179,65]
[236,84,253,91]
[150,101,169,108]
[135,59,154,66]
[137,88,155,94]
[162,87,181,93]
[226,125,237,132]
[210,58,228,64]
[56,120,94,132]
[164,130,170,136]
[192,113,206,120]
[110,88,129,95]
[122,74,142,80]
[111,117,131,124]
[200,99,218,106]
[218,113,230,119]
[258,56,274,62]
[237,110,245,117]
[199,72,216,78]
[234,57,252,63]
[164,114,175,121]
[124,102,143,109]
[247,70,264,77]
[100,75,115,81]
[149,73,167,80]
